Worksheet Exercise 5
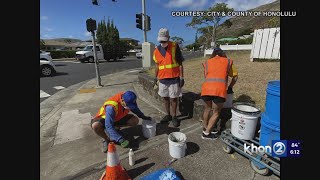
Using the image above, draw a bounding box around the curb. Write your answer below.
[137,73,205,121]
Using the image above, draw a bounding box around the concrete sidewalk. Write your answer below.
[40,68,280,180]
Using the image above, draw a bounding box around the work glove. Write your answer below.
[119,139,129,148]
[227,86,234,94]
[179,78,185,88]
[142,116,152,121]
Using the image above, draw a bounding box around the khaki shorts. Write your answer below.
[158,82,182,98]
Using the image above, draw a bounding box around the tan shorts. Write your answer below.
[158,82,182,98]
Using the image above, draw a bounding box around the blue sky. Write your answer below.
[40,0,275,45]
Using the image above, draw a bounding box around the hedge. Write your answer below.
[46,50,77,59]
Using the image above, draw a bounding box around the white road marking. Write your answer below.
[40,90,51,98]
[54,86,65,90]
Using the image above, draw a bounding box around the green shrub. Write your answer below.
[47,50,77,59]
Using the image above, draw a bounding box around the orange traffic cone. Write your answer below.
[100,142,131,180]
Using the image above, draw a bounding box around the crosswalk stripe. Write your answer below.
[40,90,51,98]
[54,86,65,90]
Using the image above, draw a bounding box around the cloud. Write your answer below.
[84,32,91,37]
[41,16,48,20]
[44,27,53,32]
[165,0,208,10]
[42,34,52,39]
[68,35,73,38]
[215,0,275,11]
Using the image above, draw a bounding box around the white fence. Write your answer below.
[204,44,252,56]
[250,27,280,61]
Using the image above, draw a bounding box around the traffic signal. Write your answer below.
[92,0,98,5]
[145,15,151,31]
[136,13,143,30]
[86,18,97,32]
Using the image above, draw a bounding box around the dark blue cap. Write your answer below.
[122,91,138,110]
[213,47,222,51]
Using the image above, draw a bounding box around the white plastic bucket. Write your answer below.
[223,93,233,108]
[168,132,187,159]
[142,119,157,138]
[231,103,261,140]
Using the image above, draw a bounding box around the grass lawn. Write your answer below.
[147,50,280,111]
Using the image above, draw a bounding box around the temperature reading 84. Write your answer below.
[291,142,299,147]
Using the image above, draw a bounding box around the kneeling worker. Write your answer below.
[91,91,151,153]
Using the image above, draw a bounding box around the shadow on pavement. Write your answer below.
[54,72,69,76]
[175,170,186,180]
[135,157,148,165]
[54,64,67,66]
[186,142,200,156]
[156,123,180,135]
[121,123,180,150]
[127,163,155,179]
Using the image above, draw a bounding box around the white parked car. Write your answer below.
[40,50,56,76]
[136,52,143,59]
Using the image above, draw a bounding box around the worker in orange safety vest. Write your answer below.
[153,28,185,127]
[91,91,151,153]
[201,47,238,140]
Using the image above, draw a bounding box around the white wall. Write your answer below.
[204,44,252,56]
[250,27,280,61]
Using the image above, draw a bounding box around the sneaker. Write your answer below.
[171,116,180,127]
[160,115,172,123]
[102,140,110,153]
[202,127,219,134]
[201,132,218,140]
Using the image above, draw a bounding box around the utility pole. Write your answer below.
[142,0,147,42]
[91,31,102,87]
[86,18,102,87]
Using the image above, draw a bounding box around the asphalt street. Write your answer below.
[40,51,203,103]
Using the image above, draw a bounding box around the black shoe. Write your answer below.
[160,115,172,123]
[201,132,218,140]
[202,127,219,134]
[102,140,110,153]
[171,116,180,127]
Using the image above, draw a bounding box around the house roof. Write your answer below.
[217,38,239,42]
[65,41,92,47]
[43,39,69,46]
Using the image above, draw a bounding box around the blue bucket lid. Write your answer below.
[267,80,280,95]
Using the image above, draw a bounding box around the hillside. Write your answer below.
[216,0,280,38]
[47,38,82,43]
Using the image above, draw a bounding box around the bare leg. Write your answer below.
[171,98,178,117]
[91,122,110,141]
[205,102,224,134]
[164,97,171,115]
[202,100,212,129]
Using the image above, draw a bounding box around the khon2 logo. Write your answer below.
[244,140,289,157]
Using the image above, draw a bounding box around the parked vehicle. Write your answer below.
[75,44,104,63]
[75,44,128,63]
[136,52,143,59]
[40,51,56,76]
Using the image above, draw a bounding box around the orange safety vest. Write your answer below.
[94,92,129,121]
[153,41,180,79]
[201,56,232,98]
